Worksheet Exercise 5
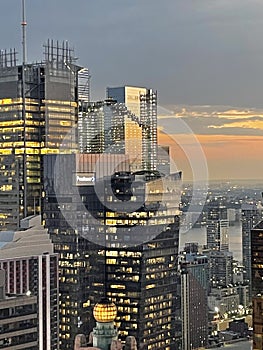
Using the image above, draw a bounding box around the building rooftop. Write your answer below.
[0,215,54,259]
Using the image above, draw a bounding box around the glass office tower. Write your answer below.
[107,86,157,171]
[0,41,82,230]
[78,99,143,171]
[43,153,182,350]
[251,221,263,350]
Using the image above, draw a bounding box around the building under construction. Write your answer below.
[0,40,90,230]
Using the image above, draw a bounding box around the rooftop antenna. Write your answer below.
[21,0,28,219]
[21,0,27,64]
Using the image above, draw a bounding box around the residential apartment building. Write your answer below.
[0,215,59,350]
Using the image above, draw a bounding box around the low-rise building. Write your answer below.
[208,286,240,316]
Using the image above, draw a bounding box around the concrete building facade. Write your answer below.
[0,215,59,350]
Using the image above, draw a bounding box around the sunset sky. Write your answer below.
[1,0,263,182]
[158,106,263,182]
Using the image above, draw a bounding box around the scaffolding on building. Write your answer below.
[0,49,18,68]
[43,39,75,66]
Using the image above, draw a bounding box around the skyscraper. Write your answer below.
[209,250,233,287]
[206,200,229,251]
[180,245,209,350]
[241,203,260,300]
[78,99,143,171]
[43,153,182,349]
[251,220,263,349]
[107,86,157,171]
[0,40,84,230]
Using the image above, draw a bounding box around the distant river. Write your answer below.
[179,223,242,262]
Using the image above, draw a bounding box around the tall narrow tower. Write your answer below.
[241,203,260,301]
[251,220,263,350]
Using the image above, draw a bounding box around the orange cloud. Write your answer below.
[208,120,263,130]
[158,132,263,181]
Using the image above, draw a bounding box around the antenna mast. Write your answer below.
[21,0,27,219]
[21,0,27,64]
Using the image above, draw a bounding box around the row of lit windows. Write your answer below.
[0,141,41,148]
[0,184,13,192]
[145,309,171,319]
[106,250,142,258]
[61,317,71,324]
[45,106,75,113]
[117,306,138,314]
[47,112,75,120]
[62,261,85,268]
[14,148,41,155]
[145,271,169,280]
[0,104,41,112]
[60,325,70,332]
[59,267,78,275]
[145,301,172,312]
[145,294,172,304]
[110,284,126,290]
[60,301,78,308]
[145,318,171,328]
[108,273,139,282]
[106,211,148,218]
[106,219,147,226]
[1,168,16,176]
[44,99,75,106]
[60,333,70,339]
[48,120,73,127]
[0,119,43,127]
[146,257,165,265]
[26,177,41,183]
[0,98,20,105]
[252,264,263,269]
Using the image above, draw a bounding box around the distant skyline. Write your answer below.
[1,0,263,181]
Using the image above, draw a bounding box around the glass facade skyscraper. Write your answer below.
[241,203,260,301]
[107,86,157,171]
[43,153,181,349]
[0,41,83,230]
[180,247,209,350]
[78,99,143,172]
[251,221,263,350]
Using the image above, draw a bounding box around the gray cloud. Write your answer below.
[1,0,263,107]
[158,105,263,135]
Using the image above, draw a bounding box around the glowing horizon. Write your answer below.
[158,107,263,182]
